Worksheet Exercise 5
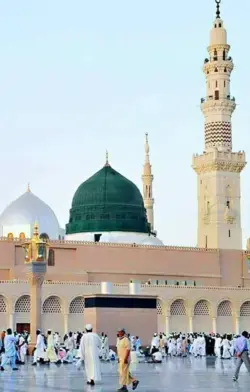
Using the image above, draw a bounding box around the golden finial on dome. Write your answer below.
[27,183,31,192]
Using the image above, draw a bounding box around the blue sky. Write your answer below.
[0,0,249,246]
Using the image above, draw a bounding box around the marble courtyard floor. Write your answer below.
[0,357,248,391]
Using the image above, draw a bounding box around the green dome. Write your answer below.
[66,164,149,235]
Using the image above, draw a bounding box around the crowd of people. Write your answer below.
[146,332,237,359]
[1,327,250,388]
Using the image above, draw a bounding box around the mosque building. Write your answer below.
[0,0,250,344]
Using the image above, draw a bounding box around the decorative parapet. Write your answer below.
[0,236,219,253]
[0,279,250,292]
[192,150,246,174]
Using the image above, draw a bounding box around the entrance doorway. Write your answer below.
[16,323,30,333]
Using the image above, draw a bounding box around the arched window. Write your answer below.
[15,295,31,313]
[194,300,210,316]
[223,49,226,60]
[170,299,186,316]
[156,299,163,315]
[69,297,85,313]
[215,90,219,100]
[217,300,232,316]
[0,296,7,313]
[214,49,217,61]
[215,80,218,88]
[48,249,55,267]
[43,296,62,313]
[240,301,250,316]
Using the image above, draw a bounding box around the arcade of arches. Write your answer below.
[0,295,86,335]
[0,293,249,335]
[157,299,250,334]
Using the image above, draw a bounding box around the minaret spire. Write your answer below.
[105,150,110,167]
[215,0,221,19]
[142,133,154,232]
[192,2,246,250]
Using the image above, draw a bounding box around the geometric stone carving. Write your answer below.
[156,300,163,315]
[43,296,62,313]
[0,296,7,313]
[217,300,232,316]
[194,300,210,316]
[170,299,186,316]
[205,121,232,150]
[69,297,85,314]
[15,295,31,313]
[240,301,250,316]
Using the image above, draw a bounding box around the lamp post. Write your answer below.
[22,222,49,347]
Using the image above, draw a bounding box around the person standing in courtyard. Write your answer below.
[80,324,101,386]
[0,328,18,371]
[117,328,139,391]
[233,331,250,381]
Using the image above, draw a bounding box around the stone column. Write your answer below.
[64,313,69,334]
[235,316,240,335]
[27,262,46,347]
[166,316,170,336]
[189,316,193,333]
[9,313,14,331]
[212,317,217,334]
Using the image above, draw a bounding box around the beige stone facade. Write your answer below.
[0,238,249,341]
[1,278,250,343]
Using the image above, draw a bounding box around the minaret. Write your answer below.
[142,133,154,231]
[192,0,246,250]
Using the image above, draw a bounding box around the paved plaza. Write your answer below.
[0,357,249,392]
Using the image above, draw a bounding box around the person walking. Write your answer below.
[80,324,102,386]
[233,331,250,381]
[117,328,139,391]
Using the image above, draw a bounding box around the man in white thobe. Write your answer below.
[67,331,75,354]
[32,330,46,365]
[80,324,102,386]
[150,333,160,353]
[18,334,27,364]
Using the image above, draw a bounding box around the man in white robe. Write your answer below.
[80,324,102,386]
[18,334,27,364]
[150,333,160,353]
[0,328,18,371]
[32,330,46,365]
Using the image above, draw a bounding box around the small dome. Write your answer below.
[66,164,149,235]
[0,189,61,239]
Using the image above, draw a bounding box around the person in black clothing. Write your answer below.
[206,334,215,356]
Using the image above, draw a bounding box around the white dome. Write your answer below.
[0,189,61,239]
[65,231,164,246]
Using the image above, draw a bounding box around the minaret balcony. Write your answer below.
[192,150,246,174]
[201,95,235,104]
[203,60,234,74]
[204,55,233,63]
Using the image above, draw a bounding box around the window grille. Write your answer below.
[43,296,62,313]
[15,295,30,313]
[69,297,85,313]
